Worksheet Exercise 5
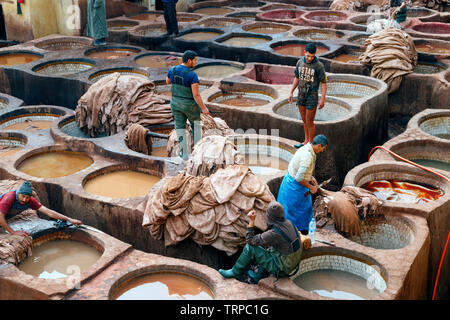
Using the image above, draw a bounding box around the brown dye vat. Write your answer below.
[84,170,160,198]
[294,269,380,300]
[17,151,93,178]
[363,180,443,204]
[131,13,162,21]
[333,53,362,64]
[194,65,242,79]
[244,154,289,175]
[247,26,288,34]
[135,55,181,68]
[0,145,23,157]
[86,50,137,60]
[0,53,41,66]
[308,13,346,22]
[273,44,328,56]
[151,146,168,157]
[18,240,101,279]
[295,31,343,41]
[415,44,450,55]
[194,7,233,15]
[179,32,222,41]
[2,120,53,132]
[221,37,269,47]
[112,272,214,300]
[220,95,270,107]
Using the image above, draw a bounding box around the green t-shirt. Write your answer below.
[294,57,327,93]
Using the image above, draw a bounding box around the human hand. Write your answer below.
[288,93,293,104]
[311,176,318,186]
[201,108,210,115]
[12,230,29,237]
[247,210,256,221]
[309,185,318,195]
[69,218,83,227]
[318,99,325,109]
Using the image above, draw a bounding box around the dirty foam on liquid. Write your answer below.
[2,120,54,132]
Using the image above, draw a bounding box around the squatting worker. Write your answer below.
[277,135,328,235]
[219,201,302,283]
[288,43,327,147]
[163,0,179,37]
[87,0,108,46]
[390,0,407,25]
[166,50,210,160]
[0,181,82,237]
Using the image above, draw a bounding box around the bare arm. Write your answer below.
[318,82,327,109]
[191,83,209,114]
[289,77,300,103]
[166,76,171,85]
[0,212,15,234]
[38,206,82,226]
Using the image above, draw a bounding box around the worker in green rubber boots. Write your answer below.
[218,201,303,284]
[87,0,108,46]
[166,50,210,160]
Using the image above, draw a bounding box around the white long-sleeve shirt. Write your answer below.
[288,143,316,183]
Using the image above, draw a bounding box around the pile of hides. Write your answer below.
[125,123,152,155]
[330,0,390,11]
[313,186,384,237]
[167,113,235,157]
[185,135,244,177]
[0,180,40,265]
[359,27,417,94]
[75,73,173,138]
[142,165,275,255]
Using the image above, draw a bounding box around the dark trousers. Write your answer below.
[163,3,178,35]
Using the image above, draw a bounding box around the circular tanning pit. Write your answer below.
[107,19,139,31]
[407,7,438,19]
[0,111,62,132]
[110,270,214,300]
[177,29,223,41]
[229,1,266,8]
[348,215,415,249]
[410,23,450,40]
[208,90,274,108]
[0,133,27,158]
[325,46,364,64]
[292,253,386,300]
[271,41,330,56]
[244,64,294,84]
[17,150,93,178]
[34,38,92,51]
[414,39,450,60]
[128,11,163,22]
[193,7,234,16]
[303,10,348,22]
[83,167,161,199]
[0,51,43,66]
[217,33,271,47]
[88,68,150,83]
[176,13,202,23]
[362,179,444,204]
[318,76,379,99]
[347,33,370,46]
[294,28,345,41]
[196,17,242,28]
[231,135,294,176]
[418,114,450,140]
[18,232,102,279]
[193,62,244,80]
[413,61,447,74]
[85,46,141,60]
[260,3,297,11]
[227,12,258,21]
[135,53,182,68]
[257,9,305,23]
[242,22,291,34]
[58,116,107,139]
[32,59,95,76]
[274,97,352,122]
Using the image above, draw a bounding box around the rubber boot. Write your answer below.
[218,244,253,280]
[294,143,304,149]
[247,267,268,284]
[176,129,189,160]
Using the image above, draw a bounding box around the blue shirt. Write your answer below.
[167,65,199,88]
[162,0,178,3]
